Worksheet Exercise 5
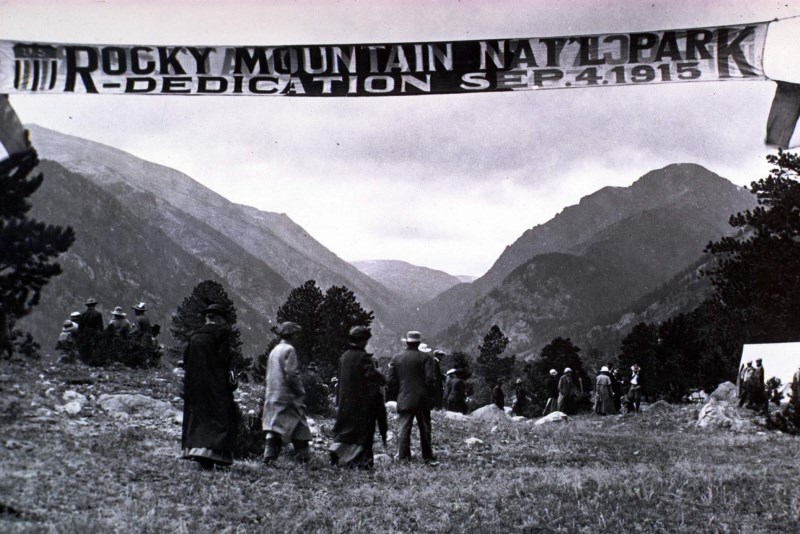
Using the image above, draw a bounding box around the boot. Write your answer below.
[292,440,311,464]
[263,433,282,465]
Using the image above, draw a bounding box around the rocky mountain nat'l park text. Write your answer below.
[1,23,765,96]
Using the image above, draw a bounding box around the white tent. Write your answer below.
[740,342,800,400]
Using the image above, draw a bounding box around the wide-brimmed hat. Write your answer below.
[132,302,147,312]
[110,306,126,317]
[62,320,74,330]
[418,343,432,353]
[275,321,302,337]
[563,367,573,374]
[348,325,372,339]
[401,331,423,343]
[600,366,609,373]
[433,349,445,357]
[85,297,97,306]
[446,369,457,375]
[70,311,81,319]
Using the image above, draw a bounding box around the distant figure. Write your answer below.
[628,364,643,414]
[737,363,746,399]
[79,298,104,332]
[181,304,237,470]
[262,322,313,465]
[330,326,386,469]
[492,380,505,410]
[611,368,623,413]
[107,306,133,336]
[131,302,154,347]
[511,378,530,417]
[594,366,614,415]
[445,368,470,414]
[738,361,757,409]
[557,368,577,415]
[387,331,436,463]
[755,358,768,414]
[56,319,78,362]
[432,350,446,410]
[69,311,81,329]
[543,369,559,415]
[791,365,800,405]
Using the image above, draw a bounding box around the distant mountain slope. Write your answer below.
[19,160,279,353]
[430,164,756,357]
[351,260,462,307]
[26,125,406,351]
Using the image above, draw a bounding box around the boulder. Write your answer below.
[62,390,87,405]
[705,382,738,404]
[697,399,758,432]
[97,393,179,419]
[444,411,470,421]
[373,453,392,465]
[464,437,484,447]
[534,411,569,425]
[470,404,512,424]
[57,400,83,415]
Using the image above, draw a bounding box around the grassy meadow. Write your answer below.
[1,360,798,533]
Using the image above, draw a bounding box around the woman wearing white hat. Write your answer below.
[594,366,614,415]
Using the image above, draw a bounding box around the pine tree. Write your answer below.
[703,149,800,343]
[275,280,325,366]
[170,280,245,371]
[476,325,515,387]
[0,147,75,357]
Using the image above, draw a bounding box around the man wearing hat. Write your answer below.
[755,358,768,414]
[330,326,387,468]
[181,304,237,470]
[511,378,531,418]
[557,368,577,415]
[56,319,79,362]
[387,331,437,463]
[79,298,104,333]
[628,364,643,414]
[131,302,155,347]
[107,306,133,336]
[543,369,559,415]
[262,321,313,465]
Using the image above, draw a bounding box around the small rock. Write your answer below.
[444,411,470,421]
[534,411,570,425]
[62,390,88,406]
[511,416,527,422]
[464,437,484,446]
[373,453,392,465]
[57,400,83,415]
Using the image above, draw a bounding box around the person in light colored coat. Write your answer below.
[262,321,312,465]
[594,366,615,415]
[557,368,577,415]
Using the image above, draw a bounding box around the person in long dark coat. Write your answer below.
[432,350,446,410]
[181,304,237,470]
[492,381,505,410]
[611,368,623,413]
[79,298,104,332]
[445,369,469,414]
[557,368,577,415]
[387,330,436,463]
[329,326,386,468]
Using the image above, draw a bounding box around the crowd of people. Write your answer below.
[55,298,160,364]
[180,304,658,471]
[737,359,769,414]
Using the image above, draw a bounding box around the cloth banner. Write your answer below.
[0,95,28,157]
[0,23,767,97]
[766,81,800,148]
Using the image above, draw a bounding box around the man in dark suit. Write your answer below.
[79,298,104,332]
[387,330,436,463]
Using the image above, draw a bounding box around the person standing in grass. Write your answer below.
[493,380,505,410]
[330,326,387,469]
[628,364,643,414]
[543,369,559,415]
[594,366,614,415]
[387,330,437,463]
[181,304,237,470]
[262,321,313,465]
[557,368,577,415]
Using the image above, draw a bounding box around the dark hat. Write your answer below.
[132,302,147,312]
[275,321,302,337]
[203,304,225,316]
[348,325,372,339]
[401,331,423,343]
[433,349,445,357]
[85,298,97,306]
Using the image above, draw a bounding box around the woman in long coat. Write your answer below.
[557,368,577,415]
[594,366,614,415]
[181,305,237,469]
[543,369,559,415]
[330,326,386,468]
[445,369,470,414]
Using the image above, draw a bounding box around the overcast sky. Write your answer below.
[2,0,800,277]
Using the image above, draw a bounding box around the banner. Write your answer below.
[0,23,767,96]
